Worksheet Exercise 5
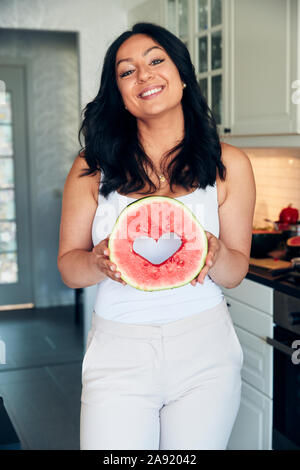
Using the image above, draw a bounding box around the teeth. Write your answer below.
[140,87,162,98]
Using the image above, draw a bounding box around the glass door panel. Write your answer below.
[0,158,14,188]
[198,36,208,73]
[211,0,222,27]
[167,0,177,34]
[211,29,222,70]
[0,64,32,305]
[198,0,208,31]
[0,90,18,284]
[196,0,223,126]
[212,74,222,124]
[167,0,190,49]
[178,0,188,37]
[199,77,208,101]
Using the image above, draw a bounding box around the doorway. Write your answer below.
[0,65,33,307]
[0,29,80,308]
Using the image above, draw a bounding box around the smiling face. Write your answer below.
[115,34,184,120]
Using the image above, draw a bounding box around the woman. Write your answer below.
[57,23,256,450]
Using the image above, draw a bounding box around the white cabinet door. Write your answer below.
[227,0,299,135]
[225,295,274,397]
[158,0,300,138]
[235,325,273,399]
[225,296,274,338]
[222,278,273,315]
[227,380,273,450]
[222,282,274,449]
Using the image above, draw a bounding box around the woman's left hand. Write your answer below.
[190,231,220,286]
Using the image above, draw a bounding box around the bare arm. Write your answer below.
[208,144,256,289]
[57,155,124,288]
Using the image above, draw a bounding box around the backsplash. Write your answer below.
[242,147,300,228]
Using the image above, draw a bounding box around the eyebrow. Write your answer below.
[116,46,164,68]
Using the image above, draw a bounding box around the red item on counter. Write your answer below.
[279,204,299,224]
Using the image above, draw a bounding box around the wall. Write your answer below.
[0,0,144,307]
[128,0,165,27]
[0,0,141,104]
[243,147,300,228]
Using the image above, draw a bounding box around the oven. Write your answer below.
[266,290,300,450]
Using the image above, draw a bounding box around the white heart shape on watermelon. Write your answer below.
[133,232,182,265]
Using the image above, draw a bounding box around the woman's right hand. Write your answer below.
[92,235,126,286]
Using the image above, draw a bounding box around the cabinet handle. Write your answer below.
[226,302,231,308]
[223,127,231,134]
[265,336,295,358]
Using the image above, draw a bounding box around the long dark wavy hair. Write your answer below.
[78,22,226,198]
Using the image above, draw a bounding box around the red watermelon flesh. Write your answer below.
[287,236,300,246]
[108,196,208,291]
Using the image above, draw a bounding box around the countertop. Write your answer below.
[246,265,300,299]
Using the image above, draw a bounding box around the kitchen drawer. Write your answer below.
[222,278,273,316]
[225,296,274,339]
[235,325,273,399]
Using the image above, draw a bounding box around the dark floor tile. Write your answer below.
[0,306,83,371]
[45,362,82,402]
[0,363,82,449]
[0,305,83,449]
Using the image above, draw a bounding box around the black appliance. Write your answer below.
[266,290,300,450]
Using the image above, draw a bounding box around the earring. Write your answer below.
[182,82,187,89]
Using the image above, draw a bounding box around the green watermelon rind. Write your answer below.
[108,195,208,292]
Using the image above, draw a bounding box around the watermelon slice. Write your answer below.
[108,196,208,291]
[287,236,300,246]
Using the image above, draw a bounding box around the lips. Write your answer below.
[138,85,165,98]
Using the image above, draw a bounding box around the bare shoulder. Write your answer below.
[67,153,101,204]
[220,142,254,178]
[218,142,255,199]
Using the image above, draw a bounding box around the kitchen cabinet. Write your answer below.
[234,325,273,399]
[128,0,224,127]
[225,0,300,136]
[166,0,225,127]
[222,278,274,450]
[227,297,273,399]
[222,277,273,314]
[227,380,273,450]
[129,0,300,141]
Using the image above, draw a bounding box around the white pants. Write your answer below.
[80,297,243,450]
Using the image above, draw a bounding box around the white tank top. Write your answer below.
[91,177,224,324]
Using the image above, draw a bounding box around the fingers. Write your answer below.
[94,236,126,286]
[197,263,211,284]
[105,256,126,286]
[105,260,126,286]
[107,263,125,283]
[190,264,209,286]
[190,231,219,287]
